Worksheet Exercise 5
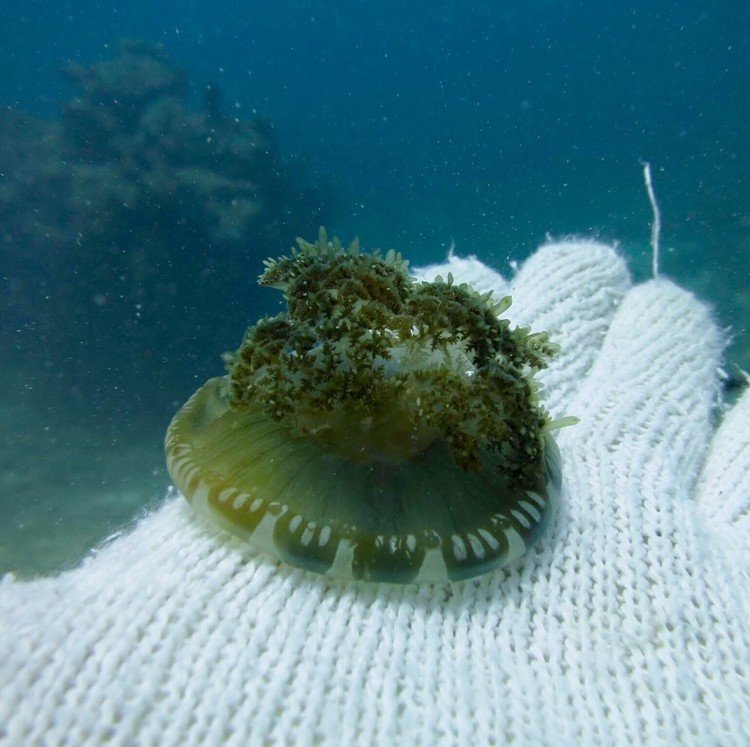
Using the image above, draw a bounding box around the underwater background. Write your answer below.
[1,0,747,576]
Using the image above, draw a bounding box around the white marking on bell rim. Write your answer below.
[328,539,356,578]
[451,534,467,561]
[405,534,417,553]
[525,491,545,509]
[466,533,485,561]
[477,528,500,551]
[184,464,199,483]
[192,480,211,514]
[504,528,527,563]
[251,511,282,556]
[288,514,303,533]
[518,500,541,522]
[510,509,532,530]
[249,497,263,512]
[318,525,331,546]
[300,526,315,547]
[215,487,234,504]
[389,536,400,553]
[232,492,249,509]
[415,547,450,583]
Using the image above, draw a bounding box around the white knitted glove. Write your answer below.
[2,239,749,746]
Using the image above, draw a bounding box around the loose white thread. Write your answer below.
[641,160,661,279]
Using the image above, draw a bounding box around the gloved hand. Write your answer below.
[2,239,749,746]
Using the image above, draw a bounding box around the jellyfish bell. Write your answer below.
[165,380,563,583]
[165,228,568,584]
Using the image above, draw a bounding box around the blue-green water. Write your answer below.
[1,1,747,575]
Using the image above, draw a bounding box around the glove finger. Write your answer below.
[510,240,631,417]
[696,387,750,547]
[412,252,508,296]
[561,279,725,507]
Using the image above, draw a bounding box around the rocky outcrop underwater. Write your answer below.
[0,40,331,419]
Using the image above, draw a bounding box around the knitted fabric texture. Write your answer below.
[2,240,749,746]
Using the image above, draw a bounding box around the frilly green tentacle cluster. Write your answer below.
[225,227,559,489]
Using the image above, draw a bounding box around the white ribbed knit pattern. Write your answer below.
[2,239,749,746]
